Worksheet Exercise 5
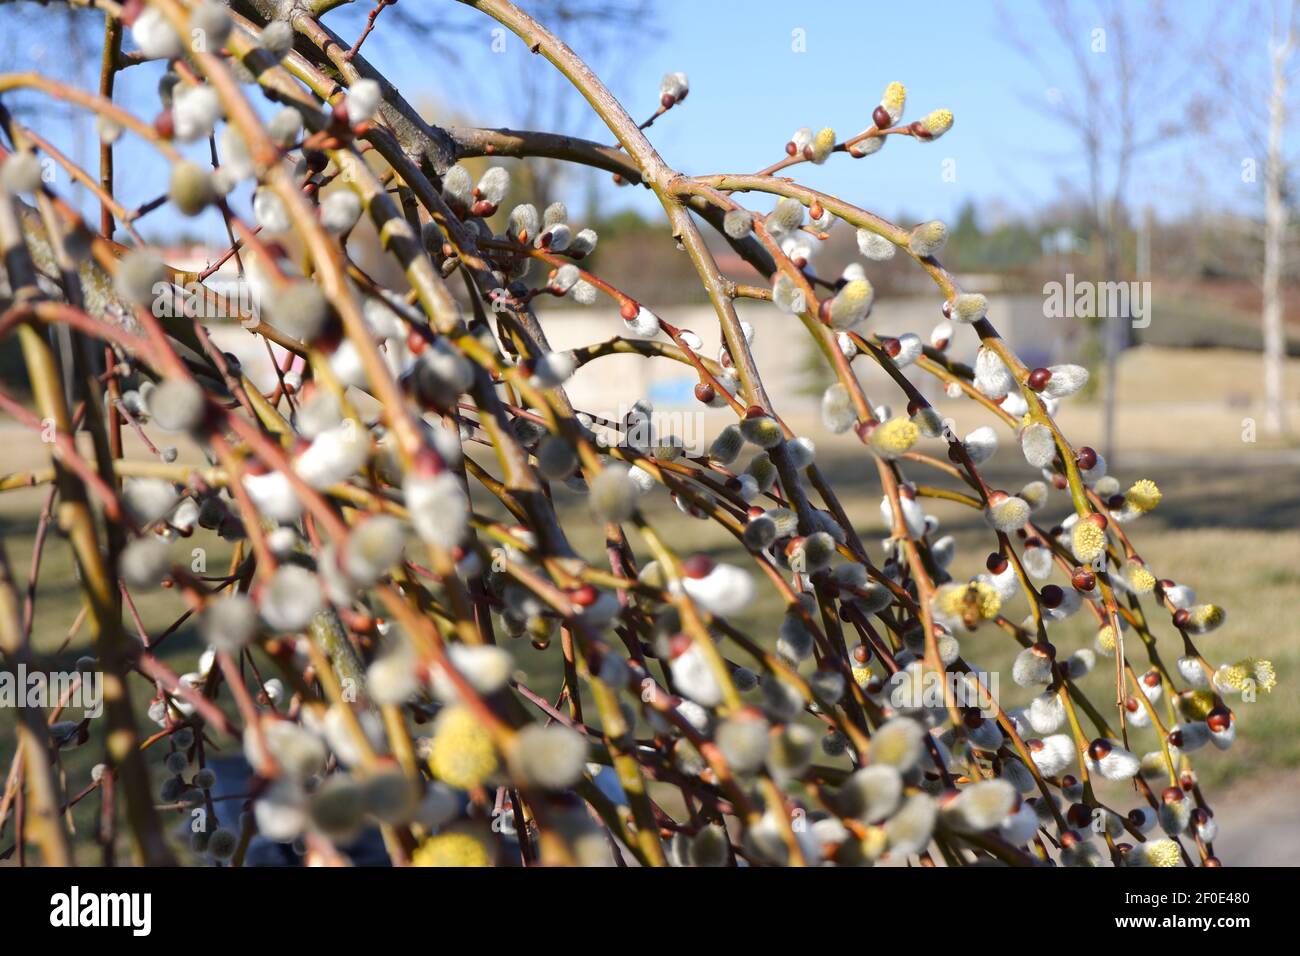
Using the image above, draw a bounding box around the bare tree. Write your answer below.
[1002,0,1199,461]
[1207,0,1299,436]
[364,0,661,211]
[1262,1,1297,435]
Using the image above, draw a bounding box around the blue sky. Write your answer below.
[522,0,1093,222]
[384,0,1241,227]
[0,0,1264,242]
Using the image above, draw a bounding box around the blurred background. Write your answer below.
[1,0,1298,864]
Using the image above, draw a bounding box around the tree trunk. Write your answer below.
[1263,30,1291,436]
[1101,200,1127,463]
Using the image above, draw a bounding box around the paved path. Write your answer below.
[1211,771,1300,866]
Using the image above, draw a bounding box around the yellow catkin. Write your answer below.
[987,496,1029,531]
[812,127,836,163]
[1190,604,1226,632]
[835,279,874,314]
[428,706,498,789]
[937,582,1001,622]
[881,82,906,119]
[921,108,953,137]
[1096,625,1117,654]
[412,831,491,867]
[1125,562,1156,594]
[860,825,888,860]
[1218,658,1276,693]
[1144,839,1182,867]
[870,418,919,456]
[974,583,1001,618]
[1125,479,1162,513]
[1072,521,1106,563]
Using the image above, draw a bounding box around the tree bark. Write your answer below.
[1262,14,1293,436]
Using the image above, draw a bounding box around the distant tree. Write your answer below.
[1001,0,1201,460]
[1210,0,1299,436]
[368,0,659,212]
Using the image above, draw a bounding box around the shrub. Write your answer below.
[0,0,1269,868]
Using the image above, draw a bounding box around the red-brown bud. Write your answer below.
[153,109,175,140]
[570,585,598,607]
[681,554,715,579]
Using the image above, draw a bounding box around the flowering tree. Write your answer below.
[0,0,1274,868]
